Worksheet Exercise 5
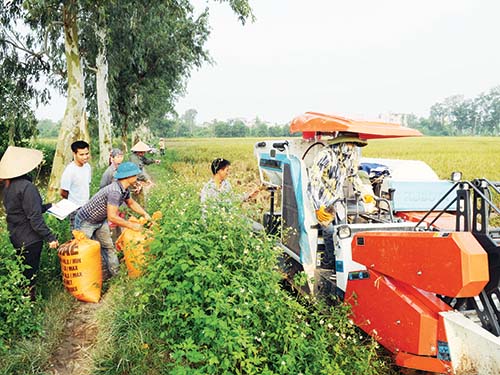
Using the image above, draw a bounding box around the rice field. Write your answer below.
[165,136,500,182]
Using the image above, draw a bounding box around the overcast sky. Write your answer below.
[35,0,500,125]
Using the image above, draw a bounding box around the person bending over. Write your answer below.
[74,162,151,279]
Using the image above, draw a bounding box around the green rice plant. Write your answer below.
[165,136,500,182]
[363,136,500,181]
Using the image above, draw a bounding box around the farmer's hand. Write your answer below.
[316,206,333,223]
[244,187,261,201]
[133,182,143,194]
[48,240,59,249]
[130,222,143,231]
[362,194,375,204]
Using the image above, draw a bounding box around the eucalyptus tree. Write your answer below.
[6,0,91,198]
[80,1,114,167]
[102,0,254,148]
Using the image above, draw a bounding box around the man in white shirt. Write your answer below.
[60,140,91,229]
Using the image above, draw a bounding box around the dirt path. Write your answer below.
[45,300,101,375]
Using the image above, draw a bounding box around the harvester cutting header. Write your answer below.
[254,112,500,374]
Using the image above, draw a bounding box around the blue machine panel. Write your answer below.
[389,181,456,212]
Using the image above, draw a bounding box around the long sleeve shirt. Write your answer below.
[200,179,232,204]
[100,164,118,188]
[308,144,366,219]
[129,152,153,182]
[3,176,56,248]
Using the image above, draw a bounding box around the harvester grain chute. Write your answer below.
[254,112,500,374]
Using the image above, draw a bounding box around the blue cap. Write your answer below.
[114,162,141,179]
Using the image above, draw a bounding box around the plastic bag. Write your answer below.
[58,230,102,303]
[115,211,161,278]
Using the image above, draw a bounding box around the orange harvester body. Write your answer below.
[346,232,488,373]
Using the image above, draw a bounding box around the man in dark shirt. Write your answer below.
[0,146,59,299]
[129,141,160,182]
[129,141,160,207]
[74,162,150,278]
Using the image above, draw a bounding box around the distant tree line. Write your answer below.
[37,112,292,139]
[151,86,500,138]
[149,109,292,138]
[36,85,500,139]
[404,86,500,136]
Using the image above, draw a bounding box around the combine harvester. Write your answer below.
[254,112,500,374]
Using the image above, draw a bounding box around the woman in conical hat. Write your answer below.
[0,146,59,300]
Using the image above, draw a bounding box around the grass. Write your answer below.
[0,287,75,375]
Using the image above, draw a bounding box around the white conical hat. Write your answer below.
[0,146,44,179]
[131,141,151,152]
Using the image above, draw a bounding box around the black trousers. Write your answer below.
[16,241,43,289]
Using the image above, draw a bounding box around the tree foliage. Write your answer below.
[412,87,500,136]
[79,0,253,146]
[0,53,40,153]
[0,1,52,154]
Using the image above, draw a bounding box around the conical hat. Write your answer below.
[0,146,44,179]
[131,141,151,152]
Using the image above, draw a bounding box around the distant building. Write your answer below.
[377,113,411,127]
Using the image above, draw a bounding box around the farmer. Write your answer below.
[0,146,59,300]
[60,140,91,229]
[100,148,126,241]
[200,158,263,233]
[129,141,160,207]
[200,157,260,211]
[100,148,124,188]
[200,158,233,205]
[308,134,375,269]
[158,138,166,156]
[74,162,151,278]
[129,141,160,182]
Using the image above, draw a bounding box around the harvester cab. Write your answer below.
[254,112,500,374]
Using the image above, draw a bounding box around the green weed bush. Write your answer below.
[0,224,39,353]
[35,141,56,180]
[93,171,390,375]
[0,215,74,373]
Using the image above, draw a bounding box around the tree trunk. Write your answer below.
[47,2,89,200]
[8,116,15,145]
[120,118,129,152]
[132,121,151,146]
[95,21,113,167]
